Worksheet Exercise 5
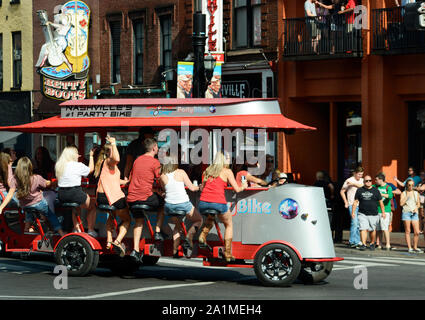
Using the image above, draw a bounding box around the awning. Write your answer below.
[0,98,316,133]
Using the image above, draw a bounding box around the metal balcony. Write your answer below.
[372,6,425,55]
[283,12,363,60]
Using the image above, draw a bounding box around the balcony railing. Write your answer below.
[372,6,425,54]
[283,12,363,60]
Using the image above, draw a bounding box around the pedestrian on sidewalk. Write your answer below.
[340,166,364,248]
[352,175,386,251]
[374,173,394,250]
[394,166,422,189]
[400,180,423,253]
[416,170,425,234]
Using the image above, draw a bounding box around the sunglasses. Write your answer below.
[365,179,372,182]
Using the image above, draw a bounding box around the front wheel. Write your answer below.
[298,262,334,284]
[254,243,301,287]
[54,235,98,277]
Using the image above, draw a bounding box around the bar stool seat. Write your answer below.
[58,202,80,208]
[97,204,117,212]
[23,207,43,219]
[167,210,187,217]
[129,203,156,215]
[200,209,221,216]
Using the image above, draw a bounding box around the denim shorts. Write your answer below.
[198,201,228,215]
[402,212,419,221]
[164,201,193,215]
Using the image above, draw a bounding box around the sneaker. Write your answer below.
[369,244,375,251]
[154,232,164,241]
[408,248,414,253]
[129,250,142,263]
[413,248,424,253]
[87,230,98,238]
[356,244,367,251]
[376,245,382,250]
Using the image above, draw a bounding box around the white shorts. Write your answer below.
[358,213,380,231]
[377,212,391,231]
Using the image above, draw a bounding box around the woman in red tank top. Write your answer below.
[198,152,247,262]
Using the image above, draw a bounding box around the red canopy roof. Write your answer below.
[0,98,316,133]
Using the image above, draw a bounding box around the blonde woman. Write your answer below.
[0,152,18,208]
[198,152,248,262]
[160,155,202,258]
[0,157,65,236]
[56,146,96,235]
[400,180,423,253]
[94,136,130,256]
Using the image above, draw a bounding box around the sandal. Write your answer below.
[112,241,126,258]
[106,241,113,250]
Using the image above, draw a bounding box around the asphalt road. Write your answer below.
[1,249,425,303]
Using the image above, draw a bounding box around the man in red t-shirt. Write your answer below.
[127,138,165,262]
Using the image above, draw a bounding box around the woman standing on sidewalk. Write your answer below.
[400,180,423,253]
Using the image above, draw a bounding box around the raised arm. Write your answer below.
[107,136,120,164]
[247,173,268,187]
[181,170,199,192]
[88,148,95,173]
[226,169,247,193]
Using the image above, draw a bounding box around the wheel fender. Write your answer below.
[252,240,303,261]
[54,233,102,251]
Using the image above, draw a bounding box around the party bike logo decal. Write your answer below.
[36,1,90,100]
[279,198,299,220]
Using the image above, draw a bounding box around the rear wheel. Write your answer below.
[254,243,301,287]
[298,262,333,284]
[54,235,97,277]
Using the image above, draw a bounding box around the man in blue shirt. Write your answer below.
[395,166,422,188]
[395,0,416,6]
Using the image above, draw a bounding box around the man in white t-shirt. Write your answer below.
[340,166,364,248]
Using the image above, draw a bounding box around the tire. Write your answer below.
[141,255,160,266]
[254,243,301,287]
[54,235,97,277]
[0,240,12,258]
[298,262,333,284]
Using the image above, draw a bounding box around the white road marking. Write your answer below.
[342,256,425,266]
[0,281,215,300]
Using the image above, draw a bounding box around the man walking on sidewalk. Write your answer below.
[352,175,386,251]
[340,166,364,248]
[374,173,394,250]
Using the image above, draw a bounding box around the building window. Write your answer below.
[12,31,22,89]
[160,14,172,73]
[110,21,121,84]
[133,19,144,85]
[0,34,3,91]
[234,0,262,48]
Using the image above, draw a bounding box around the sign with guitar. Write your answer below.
[36,1,90,101]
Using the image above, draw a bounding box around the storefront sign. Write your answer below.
[36,1,90,101]
[221,80,250,98]
[60,100,282,118]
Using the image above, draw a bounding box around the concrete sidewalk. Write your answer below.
[334,230,425,258]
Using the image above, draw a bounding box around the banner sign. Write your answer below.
[36,1,90,100]
[202,0,224,63]
[60,100,282,118]
[205,63,222,98]
[177,62,194,99]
